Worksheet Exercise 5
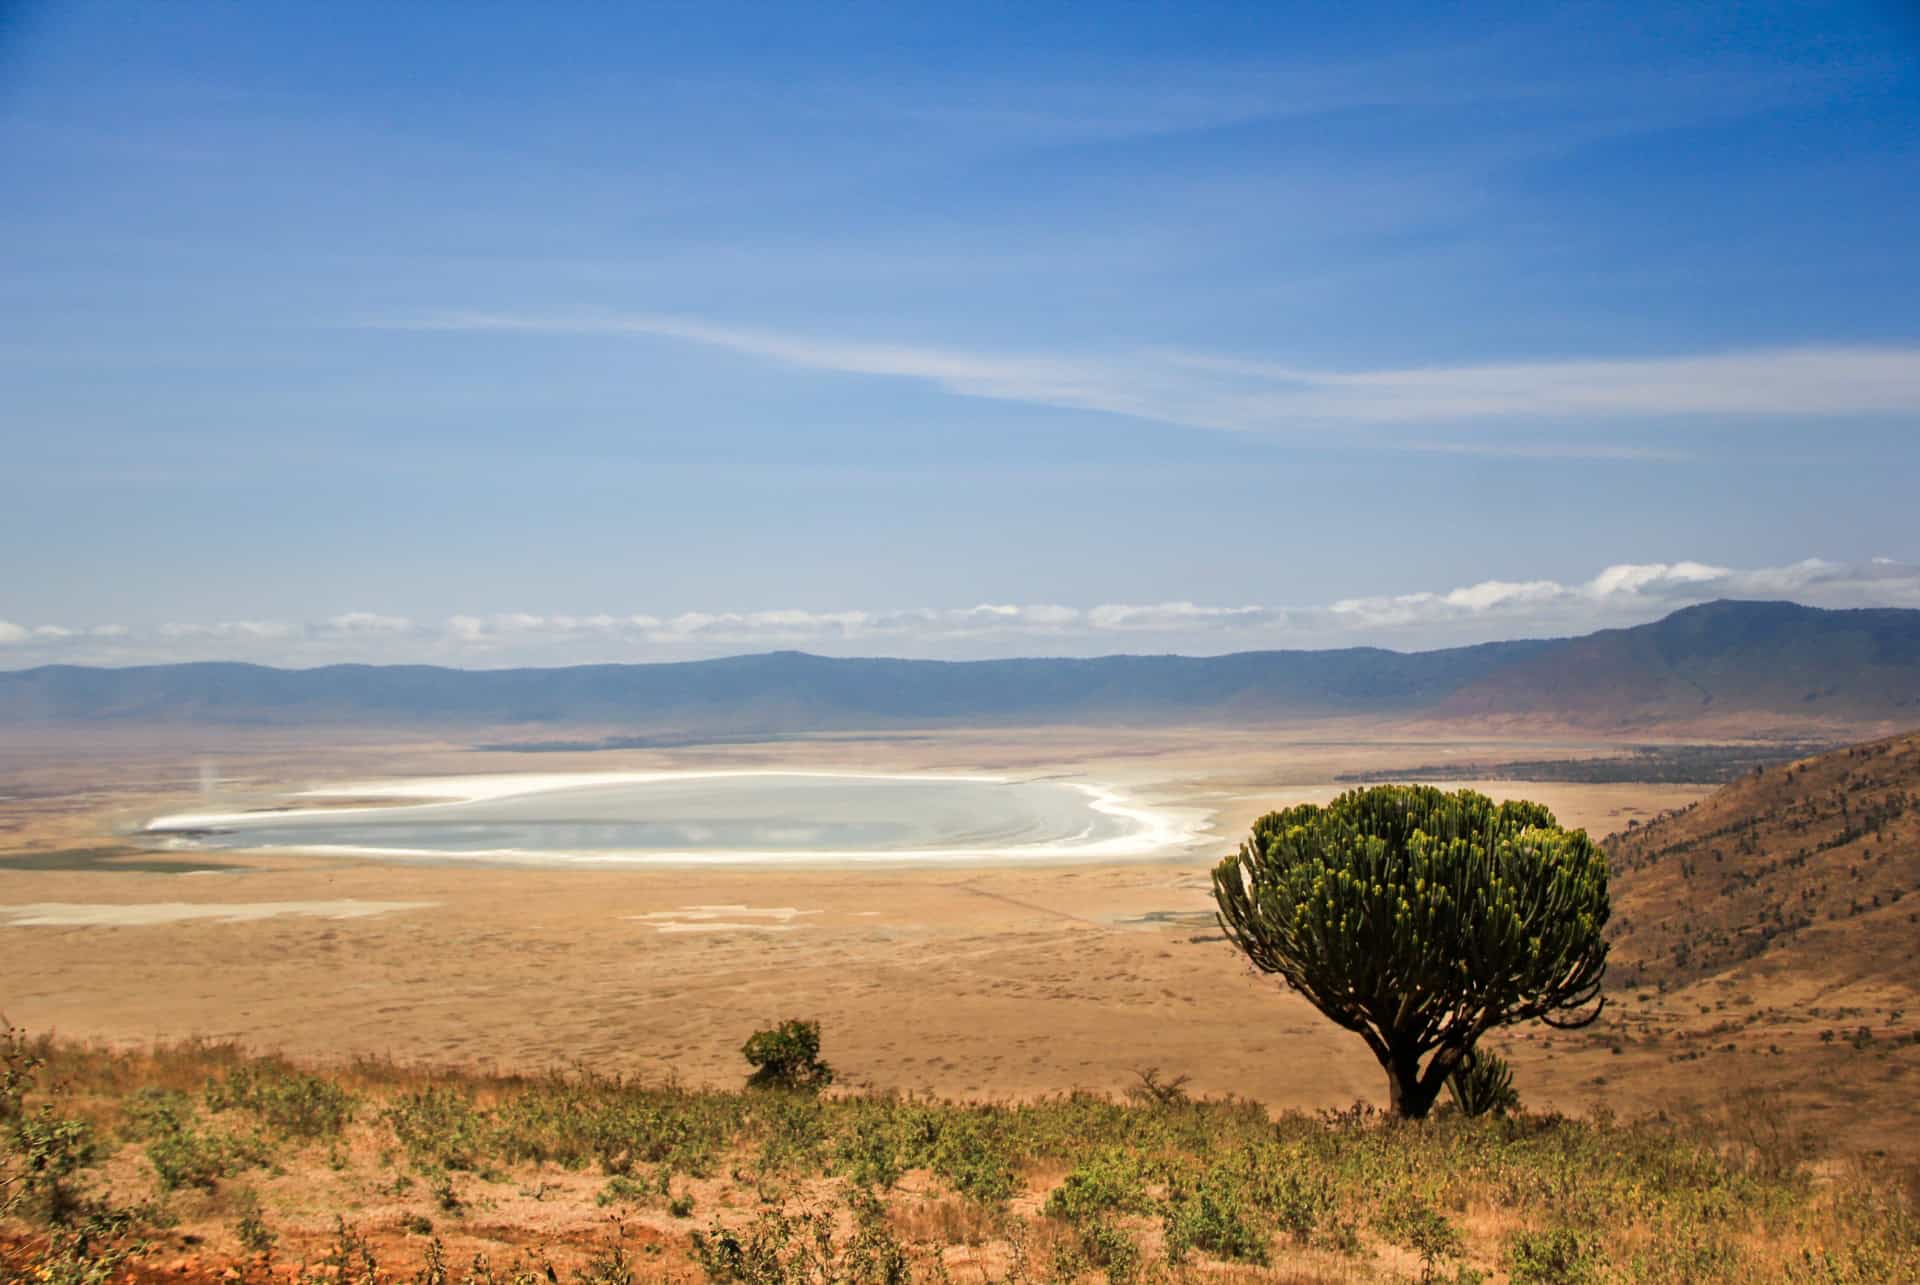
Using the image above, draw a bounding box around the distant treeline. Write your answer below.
[1337,742,1835,786]
[473,731,936,753]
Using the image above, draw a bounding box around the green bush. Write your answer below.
[1375,1192,1465,1280]
[9,1104,100,1222]
[742,1020,835,1094]
[1043,1149,1150,1224]
[1507,1225,1604,1284]
[385,1086,491,1170]
[690,1190,909,1284]
[1163,1162,1270,1266]
[595,1173,652,1207]
[206,1061,357,1140]
[929,1113,1017,1207]
[123,1088,259,1192]
[1051,1216,1143,1283]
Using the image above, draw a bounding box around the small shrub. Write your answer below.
[1052,1215,1142,1284]
[929,1114,1017,1208]
[232,1188,276,1254]
[596,1174,651,1207]
[1447,1048,1520,1118]
[9,1105,100,1223]
[1126,1067,1192,1107]
[1507,1225,1603,1284]
[125,1088,257,1193]
[1375,1192,1464,1281]
[692,1194,912,1284]
[1163,1163,1269,1266]
[756,1092,831,1175]
[385,1086,490,1170]
[1044,1149,1149,1224]
[206,1061,356,1140]
[425,1167,463,1215]
[742,1020,834,1094]
[575,1243,639,1285]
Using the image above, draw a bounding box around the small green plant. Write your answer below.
[1507,1225,1603,1284]
[206,1061,357,1140]
[1043,1149,1149,1224]
[1163,1163,1269,1266]
[596,1174,652,1207]
[742,1020,835,1094]
[1447,1047,1521,1118]
[575,1242,639,1285]
[232,1188,276,1254]
[124,1088,257,1193]
[385,1086,490,1170]
[425,1166,463,1215]
[1052,1215,1143,1284]
[689,1190,910,1283]
[1376,1192,1465,1282]
[929,1114,1017,1208]
[9,1107,101,1223]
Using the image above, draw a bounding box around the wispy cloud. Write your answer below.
[379,312,1920,452]
[7,558,1918,667]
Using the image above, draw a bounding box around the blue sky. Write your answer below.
[3,1,1919,665]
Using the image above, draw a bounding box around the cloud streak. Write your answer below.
[5,558,1919,668]
[382,312,1920,451]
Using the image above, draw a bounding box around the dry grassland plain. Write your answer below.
[2,723,1908,1162]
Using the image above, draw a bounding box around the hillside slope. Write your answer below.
[1606,728,1920,994]
[1444,600,1920,728]
[2,600,1918,730]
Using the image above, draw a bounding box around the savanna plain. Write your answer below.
[3,723,1917,1282]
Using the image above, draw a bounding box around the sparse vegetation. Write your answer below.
[1,1029,1917,1281]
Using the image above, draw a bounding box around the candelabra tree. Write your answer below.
[1212,785,1609,1119]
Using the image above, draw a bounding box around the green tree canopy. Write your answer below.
[1211,785,1609,1119]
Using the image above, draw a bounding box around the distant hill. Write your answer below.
[1442,600,1920,727]
[2,600,1918,731]
[1605,729,1920,995]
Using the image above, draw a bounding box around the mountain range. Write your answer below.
[3,600,1918,733]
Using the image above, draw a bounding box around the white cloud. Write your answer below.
[5,557,1919,666]
[321,611,414,636]
[1087,602,1269,631]
[0,621,131,647]
[381,313,1920,452]
[157,619,297,641]
[1583,560,1729,599]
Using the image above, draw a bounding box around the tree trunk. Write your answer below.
[1382,1048,1441,1119]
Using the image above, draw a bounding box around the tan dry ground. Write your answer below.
[3,723,1912,1162]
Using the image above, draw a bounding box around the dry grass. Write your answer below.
[6,1033,1919,1282]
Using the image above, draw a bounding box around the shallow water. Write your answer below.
[148,773,1178,865]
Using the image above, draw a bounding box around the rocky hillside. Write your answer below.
[1606,729,1920,993]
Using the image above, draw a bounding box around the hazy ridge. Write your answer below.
[4,600,1917,731]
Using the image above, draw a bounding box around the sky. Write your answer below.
[3,1,1919,667]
